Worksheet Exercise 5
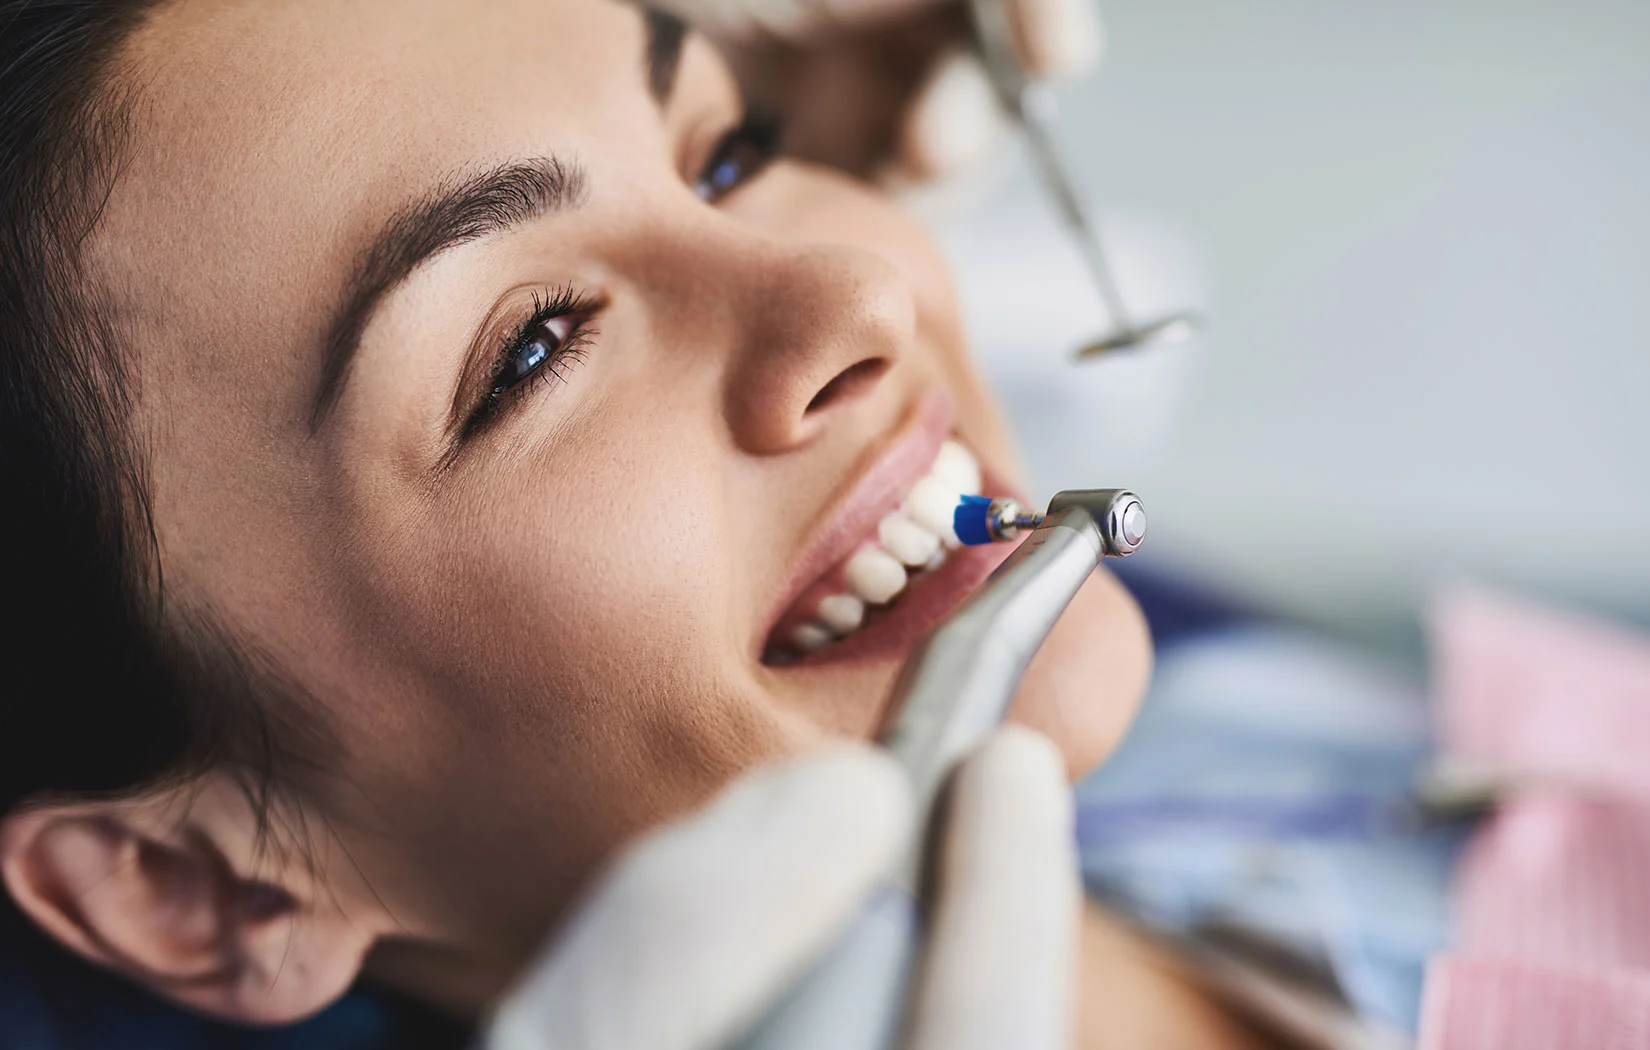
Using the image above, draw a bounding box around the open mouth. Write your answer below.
[763,435,1012,665]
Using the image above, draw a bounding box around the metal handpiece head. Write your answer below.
[952,489,1146,554]
[1046,488,1147,555]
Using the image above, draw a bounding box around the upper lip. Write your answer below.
[759,389,956,652]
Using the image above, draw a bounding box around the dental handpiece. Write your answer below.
[732,489,1146,1050]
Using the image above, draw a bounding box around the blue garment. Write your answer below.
[1075,625,1471,1034]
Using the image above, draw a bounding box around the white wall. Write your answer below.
[942,0,1650,643]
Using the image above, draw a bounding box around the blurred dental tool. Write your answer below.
[963,0,1203,360]
[733,488,1144,1050]
[1085,880,1412,1050]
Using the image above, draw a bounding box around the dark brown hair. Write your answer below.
[0,0,326,825]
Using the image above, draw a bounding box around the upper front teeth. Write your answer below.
[931,440,982,493]
[784,438,983,657]
[904,477,963,546]
[878,513,941,566]
[844,547,907,604]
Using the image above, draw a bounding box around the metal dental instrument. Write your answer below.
[734,489,1146,1050]
[962,0,1203,360]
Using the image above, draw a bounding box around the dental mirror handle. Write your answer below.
[1014,104,1137,334]
[730,490,1145,1050]
[961,0,1136,333]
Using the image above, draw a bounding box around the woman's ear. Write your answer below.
[0,777,382,1025]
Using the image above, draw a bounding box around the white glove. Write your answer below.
[485,726,1080,1050]
[661,0,1104,193]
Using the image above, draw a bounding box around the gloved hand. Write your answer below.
[659,0,1103,199]
[484,726,1080,1050]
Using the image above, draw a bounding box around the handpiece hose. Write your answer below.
[733,489,1145,1050]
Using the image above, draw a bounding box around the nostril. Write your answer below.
[805,358,889,415]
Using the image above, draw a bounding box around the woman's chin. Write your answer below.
[1007,568,1152,781]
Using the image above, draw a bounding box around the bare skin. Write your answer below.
[1077,905,1278,1050]
[0,0,1260,1041]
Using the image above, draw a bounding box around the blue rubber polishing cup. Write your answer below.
[953,494,996,546]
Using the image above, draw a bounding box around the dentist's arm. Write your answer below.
[659,0,1103,197]
[485,726,1079,1050]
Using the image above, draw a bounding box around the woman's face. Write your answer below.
[94,0,1148,1010]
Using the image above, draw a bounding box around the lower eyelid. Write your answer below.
[517,320,595,393]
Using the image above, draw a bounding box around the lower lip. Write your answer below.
[769,480,1026,669]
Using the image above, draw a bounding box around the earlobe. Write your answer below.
[0,787,379,1025]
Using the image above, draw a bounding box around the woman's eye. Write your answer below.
[461,285,599,437]
[695,112,784,202]
[491,315,576,398]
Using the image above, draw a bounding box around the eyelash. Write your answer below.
[469,284,598,432]
[465,112,785,433]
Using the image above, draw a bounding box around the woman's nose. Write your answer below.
[721,244,915,455]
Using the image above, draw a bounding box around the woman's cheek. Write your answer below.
[1008,569,1152,780]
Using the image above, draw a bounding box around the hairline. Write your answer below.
[8,10,341,820]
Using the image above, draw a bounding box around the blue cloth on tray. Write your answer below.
[1075,624,1471,1033]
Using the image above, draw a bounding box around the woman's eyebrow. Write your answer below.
[643,7,688,106]
[309,156,589,432]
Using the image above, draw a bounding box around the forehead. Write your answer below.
[96,0,646,428]
[119,0,646,206]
